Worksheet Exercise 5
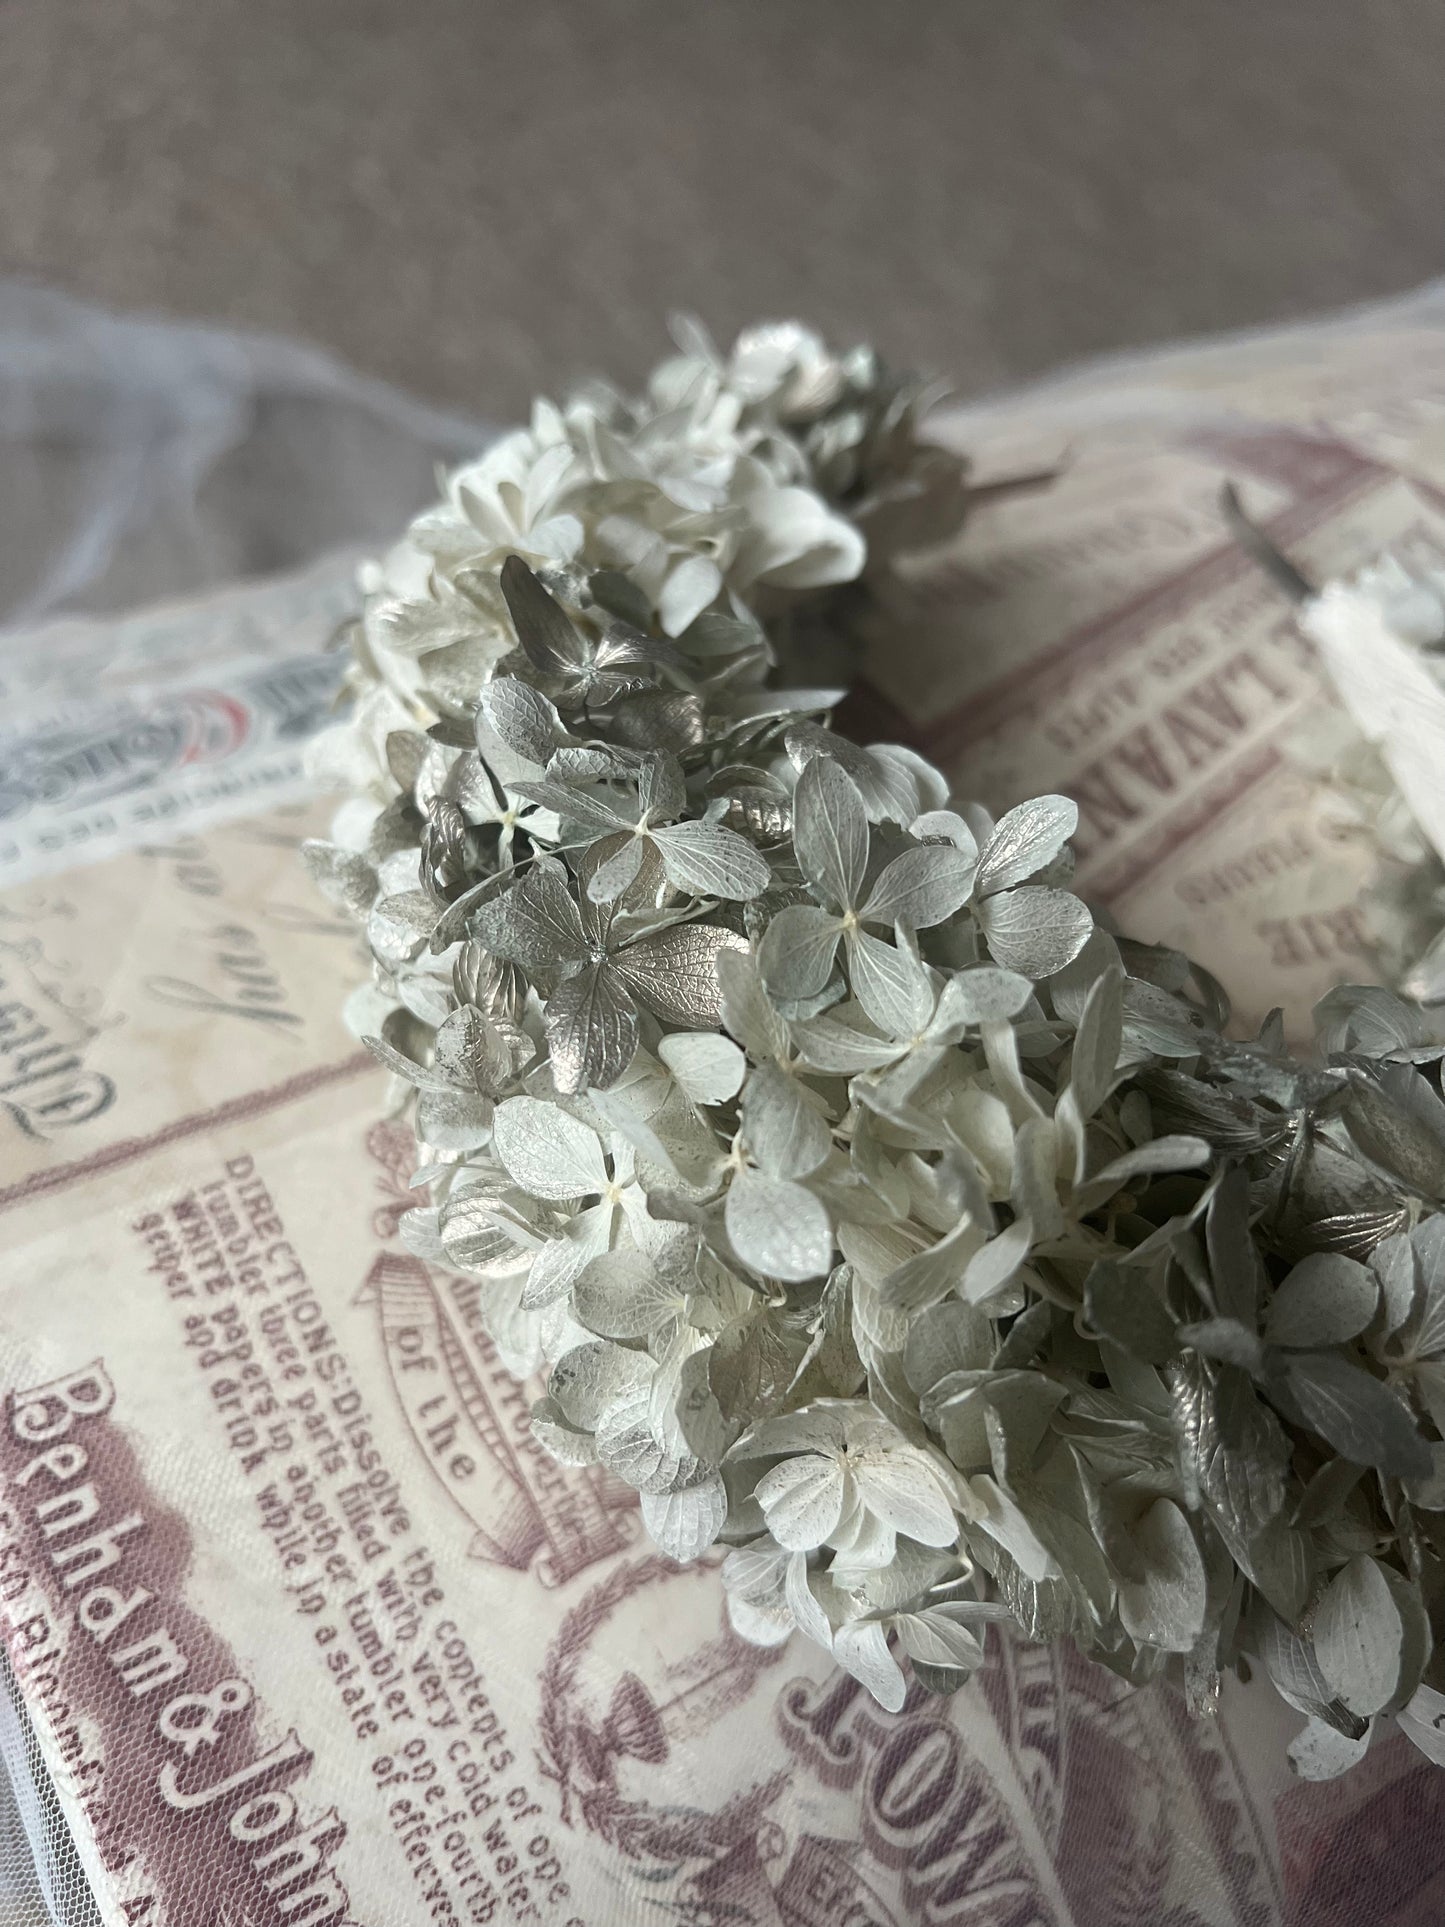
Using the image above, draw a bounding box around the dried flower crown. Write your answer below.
[307,320,1445,1781]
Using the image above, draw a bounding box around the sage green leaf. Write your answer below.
[1380,1565,1432,1713]
[1288,1717,1373,1781]
[493,1096,608,1200]
[943,966,1034,1025]
[1254,1607,1335,1713]
[1398,1683,1445,1766]
[640,1477,727,1561]
[1341,1074,1445,1201]
[1283,1351,1432,1480]
[742,1062,832,1179]
[975,794,1079,896]
[852,1452,957,1547]
[1074,1135,1211,1215]
[652,818,771,900]
[862,844,976,929]
[1408,1217,1445,1355]
[549,1341,651,1430]
[894,1608,986,1674]
[755,1452,845,1549]
[833,1620,907,1712]
[1314,1556,1404,1717]
[758,903,842,1004]
[1371,1232,1419,1335]
[708,1312,799,1426]
[1084,1260,1177,1365]
[791,1011,901,1074]
[879,1217,980,1315]
[1177,1318,1266,1376]
[658,1031,746,1105]
[786,723,917,825]
[300,840,379,916]
[596,1389,697,1496]
[792,753,868,909]
[1010,1116,1065,1243]
[1265,1253,1378,1349]
[1244,1519,1313,1624]
[1206,1164,1262,1330]
[976,885,1092,979]
[521,1215,607,1310]
[960,1215,1035,1306]
[1116,1498,1207,1653]
[717,947,789,1064]
[726,1170,833,1281]
[902,1300,994,1395]
[573,1250,678,1340]
[784,1550,835,1652]
[848,926,932,1035]
[1067,966,1124,1124]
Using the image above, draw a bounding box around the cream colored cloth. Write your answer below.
[9,285,1445,1926]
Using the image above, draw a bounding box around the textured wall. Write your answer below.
[3,0,1443,415]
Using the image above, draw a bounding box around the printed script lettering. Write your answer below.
[133,1153,583,1927]
[1,1362,352,1926]
[0,939,114,1139]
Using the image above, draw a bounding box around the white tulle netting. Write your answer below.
[0,279,480,1927]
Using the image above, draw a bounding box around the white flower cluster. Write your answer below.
[307,324,1445,1779]
[310,316,966,813]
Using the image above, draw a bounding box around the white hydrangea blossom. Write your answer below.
[309,317,968,810]
[307,325,1445,1782]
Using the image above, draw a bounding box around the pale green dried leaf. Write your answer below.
[742,1062,831,1178]
[493,1095,608,1200]
[1116,1498,1207,1653]
[862,844,976,929]
[653,818,771,900]
[833,1619,907,1711]
[1084,1260,1177,1365]
[975,794,1078,896]
[726,1170,833,1281]
[1283,1351,1432,1480]
[757,903,842,1005]
[1315,1555,1403,1717]
[1068,966,1124,1124]
[1265,1252,1378,1349]
[301,839,380,916]
[658,1031,746,1105]
[976,885,1092,979]
[792,753,868,909]
[614,923,747,1027]
[848,926,933,1035]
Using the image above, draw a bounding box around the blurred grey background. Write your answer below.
[3,0,1443,417]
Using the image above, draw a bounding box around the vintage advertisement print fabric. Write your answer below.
[8,287,1445,1925]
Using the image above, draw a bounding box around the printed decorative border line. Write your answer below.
[1081,740,1284,902]
[903,440,1384,766]
[0,1051,377,1216]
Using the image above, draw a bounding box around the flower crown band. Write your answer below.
[306,318,1445,1781]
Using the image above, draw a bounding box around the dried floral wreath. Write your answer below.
[305,321,1445,1783]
